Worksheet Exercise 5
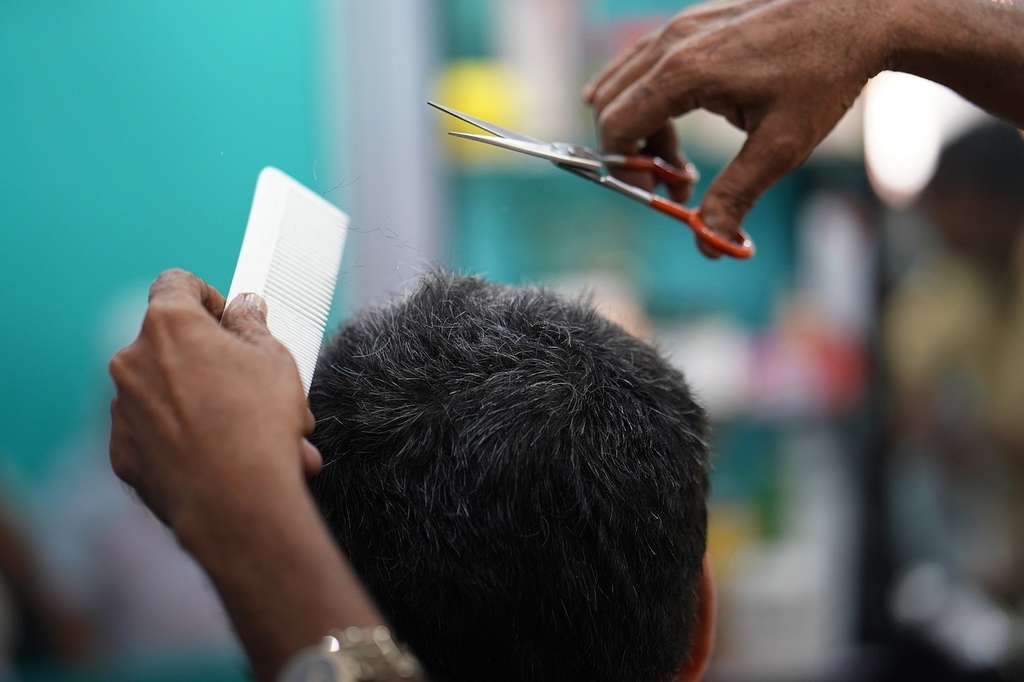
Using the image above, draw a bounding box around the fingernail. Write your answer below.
[238,292,268,317]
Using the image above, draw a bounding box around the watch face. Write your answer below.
[302,659,340,682]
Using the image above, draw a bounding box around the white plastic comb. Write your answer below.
[227,167,348,394]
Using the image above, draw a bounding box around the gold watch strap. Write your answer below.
[325,626,422,682]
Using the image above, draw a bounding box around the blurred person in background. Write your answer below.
[0,496,92,676]
[886,123,1024,610]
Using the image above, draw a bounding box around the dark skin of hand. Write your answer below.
[585,0,1024,258]
[109,270,388,682]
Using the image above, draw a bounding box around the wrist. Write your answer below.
[172,466,311,567]
[884,0,922,73]
[171,469,388,681]
[884,0,968,79]
[863,0,915,76]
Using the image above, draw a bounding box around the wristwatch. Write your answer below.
[279,626,422,682]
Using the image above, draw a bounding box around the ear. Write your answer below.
[674,553,716,682]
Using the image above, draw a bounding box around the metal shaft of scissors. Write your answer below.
[427,101,546,144]
[561,165,656,204]
[446,132,603,172]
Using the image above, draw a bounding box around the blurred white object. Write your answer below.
[658,319,752,419]
[675,97,865,162]
[797,193,872,338]
[497,0,583,142]
[716,431,856,676]
[864,72,984,207]
[894,562,1019,668]
[893,562,951,625]
[337,0,441,305]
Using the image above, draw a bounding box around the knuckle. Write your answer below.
[661,18,690,42]
[632,74,659,104]
[108,351,129,383]
[159,267,190,280]
[109,448,133,484]
[657,22,675,42]
[597,107,625,149]
[657,48,692,88]
[664,44,689,66]
[667,45,712,90]
[144,301,196,334]
[652,53,703,116]
[154,268,195,287]
[713,184,756,219]
[150,268,189,293]
[635,30,656,50]
[663,8,713,45]
[770,134,807,168]
[143,303,171,329]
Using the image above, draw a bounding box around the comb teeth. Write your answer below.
[227,168,348,394]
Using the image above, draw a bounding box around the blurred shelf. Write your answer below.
[444,163,803,328]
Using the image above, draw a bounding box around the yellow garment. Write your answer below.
[886,255,1024,441]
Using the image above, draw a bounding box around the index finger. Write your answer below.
[597,53,699,154]
[148,269,226,319]
[583,31,656,103]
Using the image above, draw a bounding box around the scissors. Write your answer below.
[428,101,755,260]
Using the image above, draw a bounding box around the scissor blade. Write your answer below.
[427,101,546,144]
[447,132,603,171]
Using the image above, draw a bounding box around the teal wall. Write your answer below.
[1,2,323,482]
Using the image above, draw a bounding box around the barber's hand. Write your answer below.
[584,0,892,257]
[109,269,321,540]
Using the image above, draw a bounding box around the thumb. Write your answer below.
[301,439,323,478]
[222,292,273,344]
[700,116,810,256]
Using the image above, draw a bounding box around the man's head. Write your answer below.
[920,122,1024,266]
[309,272,713,682]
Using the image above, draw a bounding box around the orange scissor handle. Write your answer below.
[603,154,697,192]
[649,195,756,260]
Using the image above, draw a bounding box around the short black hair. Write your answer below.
[926,122,1024,203]
[309,271,710,682]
